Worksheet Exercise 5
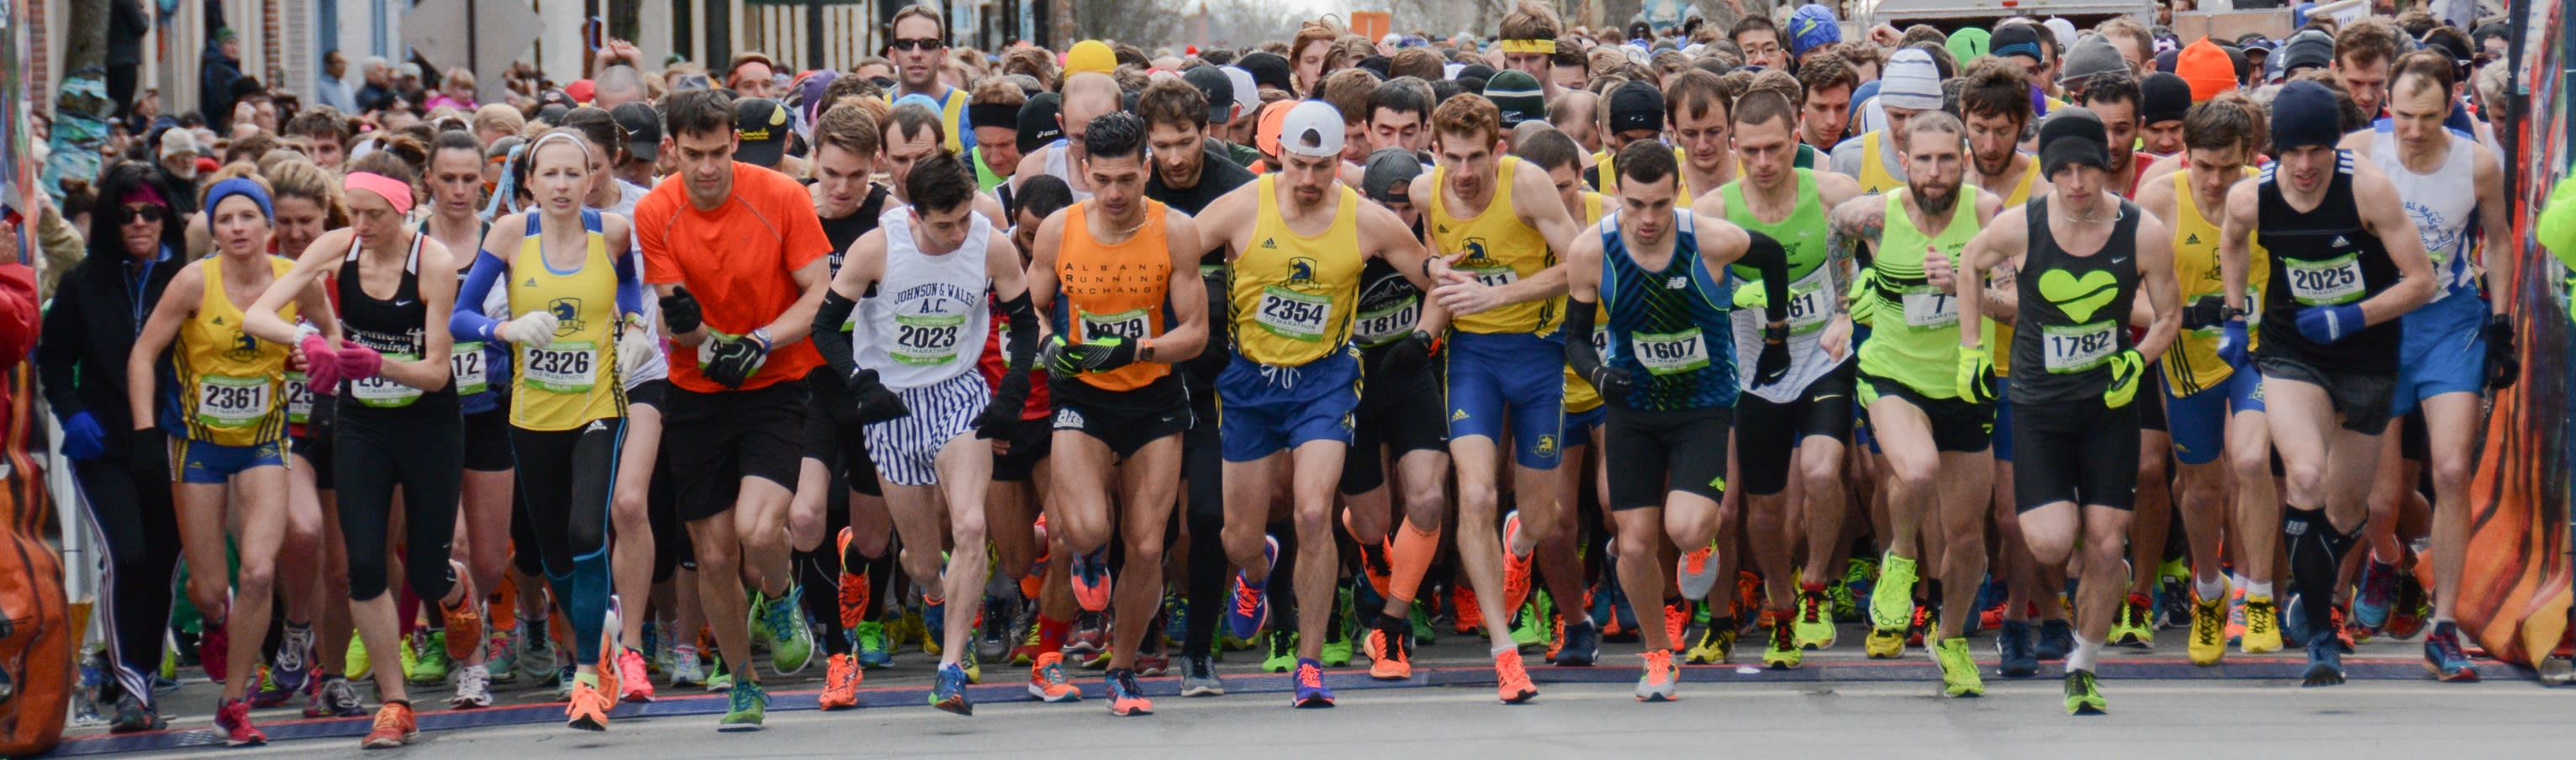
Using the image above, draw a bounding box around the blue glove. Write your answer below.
[2217,318,2250,367]
[60,411,107,462]
[2294,303,2366,345]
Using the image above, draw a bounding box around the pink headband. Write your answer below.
[342,172,415,216]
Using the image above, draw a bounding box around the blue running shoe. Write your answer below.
[2352,561,2398,632]
[2301,635,2346,687]
[1163,594,1190,646]
[923,594,948,655]
[932,662,974,715]
[2423,623,2479,682]
[1226,536,1278,641]
[1291,657,1335,708]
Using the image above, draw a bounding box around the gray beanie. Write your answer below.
[2058,34,2128,89]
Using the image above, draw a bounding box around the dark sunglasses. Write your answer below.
[887,37,944,52]
[124,203,168,223]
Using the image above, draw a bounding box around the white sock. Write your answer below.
[2246,580,2274,599]
[2194,576,2226,603]
[1491,644,1517,657]
[2067,633,2103,673]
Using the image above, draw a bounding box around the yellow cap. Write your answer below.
[1065,40,1116,77]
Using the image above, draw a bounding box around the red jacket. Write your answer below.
[0,261,38,438]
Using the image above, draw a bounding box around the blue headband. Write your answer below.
[203,177,274,221]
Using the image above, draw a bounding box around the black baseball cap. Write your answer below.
[1237,51,1294,94]
[1607,81,1665,135]
[1181,66,1238,125]
[735,97,790,167]
[610,101,662,162]
[1019,92,1064,154]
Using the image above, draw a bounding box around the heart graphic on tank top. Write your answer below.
[2038,269,2119,323]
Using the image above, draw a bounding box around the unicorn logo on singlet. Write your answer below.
[227,330,261,362]
[549,298,584,336]
[1285,257,1317,286]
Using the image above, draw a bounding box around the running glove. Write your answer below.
[123,425,168,474]
[2216,318,2250,367]
[658,287,703,335]
[2103,349,2146,409]
[2181,296,2230,330]
[974,372,1028,439]
[497,311,562,347]
[1956,346,2000,404]
[845,368,911,425]
[335,340,384,380]
[1378,330,1438,379]
[1586,364,1637,404]
[2294,303,2365,344]
[58,411,107,462]
[701,331,770,388]
[1048,335,1138,377]
[1752,324,1792,388]
[2484,314,2518,391]
[615,318,657,381]
[1038,335,1076,378]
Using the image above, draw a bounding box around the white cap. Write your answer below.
[1380,33,1401,46]
[1222,67,1260,122]
[1278,101,1346,158]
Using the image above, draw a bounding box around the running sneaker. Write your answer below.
[1452,583,1483,635]
[1834,557,1872,623]
[1291,657,1336,708]
[108,693,166,733]
[1367,625,1413,679]
[1028,652,1081,702]
[2112,594,2156,647]
[1996,619,2038,677]
[200,621,230,685]
[1105,668,1153,716]
[1676,543,1721,601]
[1501,512,1533,614]
[1868,552,1919,633]
[704,657,733,693]
[2240,594,2284,654]
[1412,599,1440,645]
[518,613,554,674]
[819,653,861,710]
[720,678,769,730]
[273,622,314,694]
[2035,619,2074,662]
[2064,669,2107,715]
[668,645,706,688]
[1227,536,1279,641]
[441,582,485,662]
[346,636,371,681]
[1906,604,1935,648]
[1634,649,1678,702]
[2352,560,2399,632]
[248,666,293,708]
[1761,617,1802,669]
[1794,588,1837,650]
[961,641,984,683]
[406,631,448,686]
[931,662,974,715]
[1358,539,1393,599]
[1971,578,2007,636]
[763,585,816,674]
[450,663,492,709]
[979,598,1016,666]
[1136,627,1172,677]
[213,696,266,746]
[555,664,578,699]
[2388,570,2431,640]
[1162,595,1190,647]
[362,701,416,749]
[1933,637,1982,697]
[1684,620,1734,665]
[616,647,655,702]
[487,630,518,683]
[2301,635,2346,688]
[1006,620,1043,667]
[1555,617,1602,666]
[1262,631,1298,673]
[2188,589,2229,666]
[1180,652,1225,696]
[1864,626,1905,659]
[1663,603,1691,649]
[2423,623,2479,682]
[1512,594,1552,651]
[855,620,895,668]
[1496,649,1538,704]
[308,674,365,718]
[1066,611,1109,658]
[1070,549,1114,613]
[566,673,610,731]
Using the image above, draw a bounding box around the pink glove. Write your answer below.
[335,340,384,381]
[298,335,344,393]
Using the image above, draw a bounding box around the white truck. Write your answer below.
[1856,0,2156,31]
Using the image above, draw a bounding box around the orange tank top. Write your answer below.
[1054,199,1175,391]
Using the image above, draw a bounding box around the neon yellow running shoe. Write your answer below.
[1760,618,1802,669]
[1934,637,1982,697]
[2064,669,2107,715]
[2188,588,2229,666]
[1868,552,1919,632]
[2240,594,2283,654]
[1864,626,1905,659]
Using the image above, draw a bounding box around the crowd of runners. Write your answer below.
[34,0,2536,748]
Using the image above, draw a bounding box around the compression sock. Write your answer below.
[1388,520,1443,607]
[568,549,610,664]
[1183,508,1229,657]
[2283,506,2355,640]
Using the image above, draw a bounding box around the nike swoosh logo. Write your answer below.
[395,299,418,307]
[2110,258,2130,265]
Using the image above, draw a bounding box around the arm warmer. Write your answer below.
[1564,295,1607,387]
[998,290,1039,372]
[448,249,509,343]
[812,289,861,387]
[1739,230,1794,331]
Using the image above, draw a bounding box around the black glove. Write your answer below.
[1378,330,1436,378]
[1753,324,1792,388]
[975,371,1030,439]
[2484,314,2518,391]
[2181,296,2230,330]
[1586,364,1637,404]
[701,332,769,388]
[123,426,170,481]
[658,287,703,335]
[846,368,911,424]
[1059,335,1140,375]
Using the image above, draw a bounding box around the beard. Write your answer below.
[1916,182,1961,215]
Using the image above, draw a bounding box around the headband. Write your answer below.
[525,131,595,166]
[122,183,169,208]
[1499,39,1556,55]
[343,172,415,216]
[203,177,274,221]
[969,103,1021,131]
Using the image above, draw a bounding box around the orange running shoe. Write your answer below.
[1665,603,1690,649]
[1357,539,1393,599]
[615,647,656,703]
[837,528,872,630]
[441,566,484,662]
[1454,584,1484,634]
[1027,652,1081,702]
[362,701,418,748]
[1495,649,1538,704]
[1502,511,1533,615]
[566,678,612,731]
[1635,649,1678,702]
[1366,627,1412,679]
[819,653,861,710]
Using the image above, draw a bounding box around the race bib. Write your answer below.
[350,354,424,408]
[1463,266,1519,288]
[1630,329,1709,376]
[1784,277,1834,334]
[195,376,272,429]
[2042,321,2119,374]
[2285,254,2364,306]
[1255,287,1333,342]
[1081,309,1151,341]
[1354,298,1420,346]
[451,340,489,396]
[523,341,599,393]
[284,372,313,425]
[892,314,968,366]
[1901,285,1959,328]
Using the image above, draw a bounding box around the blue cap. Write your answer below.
[1788,4,1842,57]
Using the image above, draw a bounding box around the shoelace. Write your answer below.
[1803,592,1826,623]
[2247,602,2277,634]
[1233,578,1264,619]
[620,651,651,686]
[2195,604,2223,647]
[2430,633,2468,663]
[1296,663,1325,689]
[372,705,406,734]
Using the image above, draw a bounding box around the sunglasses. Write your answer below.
[124,204,168,223]
[888,37,944,52]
